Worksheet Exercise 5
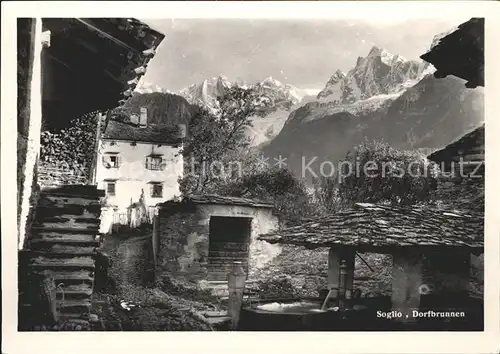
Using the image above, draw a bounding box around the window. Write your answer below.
[150,183,163,198]
[145,155,165,171]
[103,153,120,168]
[106,181,116,196]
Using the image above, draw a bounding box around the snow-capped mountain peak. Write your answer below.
[178,75,315,111]
[317,45,422,103]
[259,76,285,88]
[317,70,346,100]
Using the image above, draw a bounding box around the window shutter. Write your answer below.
[102,156,111,169]
[117,155,122,167]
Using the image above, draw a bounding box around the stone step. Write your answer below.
[56,282,93,293]
[56,289,93,298]
[28,244,97,255]
[40,185,105,199]
[57,299,92,316]
[206,267,249,279]
[59,313,90,321]
[30,237,99,247]
[35,205,101,220]
[31,226,100,235]
[43,270,95,285]
[33,215,100,226]
[28,255,95,269]
[38,194,102,208]
[30,228,99,245]
[56,284,93,299]
[32,218,100,231]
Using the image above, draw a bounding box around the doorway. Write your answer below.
[207,216,252,281]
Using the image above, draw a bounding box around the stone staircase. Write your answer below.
[20,185,104,329]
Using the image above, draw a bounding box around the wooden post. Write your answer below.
[227,261,246,330]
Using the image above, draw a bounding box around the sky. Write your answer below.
[139,18,468,92]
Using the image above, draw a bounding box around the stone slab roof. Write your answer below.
[189,194,274,208]
[420,18,484,88]
[102,120,183,144]
[258,202,483,251]
[427,124,484,167]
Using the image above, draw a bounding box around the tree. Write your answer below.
[179,86,271,195]
[312,176,343,215]
[339,140,439,206]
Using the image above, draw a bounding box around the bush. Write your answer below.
[339,140,438,206]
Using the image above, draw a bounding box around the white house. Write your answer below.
[96,108,185,233]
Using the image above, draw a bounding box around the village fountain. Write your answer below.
[236,202,484,331]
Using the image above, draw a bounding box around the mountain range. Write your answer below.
[124,30,483,180]
[177,75,318,112]
[132,75,320,146]
[263,40,483,179]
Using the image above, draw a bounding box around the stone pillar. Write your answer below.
[227,261,246,330]
[391,249,423,321]
[327,247,355,300]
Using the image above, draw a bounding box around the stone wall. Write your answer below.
[251,246,394,298]
[156,202,281,284]
[18,134,29,228]
[157,203,207,282]
[17,18,37,248]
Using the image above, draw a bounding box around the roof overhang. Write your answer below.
[258,203,483,252]
[420,18,484,88]
[41,18,165,126]
[158,194,274,210]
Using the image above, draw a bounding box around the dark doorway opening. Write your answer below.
[207,216,252,281]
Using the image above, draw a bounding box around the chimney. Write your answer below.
[139,107,148,127]
[178,124,187,139]
[130,114,139,125]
